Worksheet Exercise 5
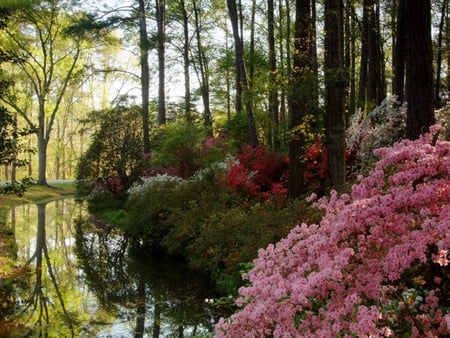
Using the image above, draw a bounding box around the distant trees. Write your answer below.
[0,0,89,185]
[0,0,447,192]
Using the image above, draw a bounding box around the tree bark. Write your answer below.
[138,0,151,153]
[179,0,191,119]
[287,0,314,199]
[435,0,447,108]
[226,0,259,147]
[192,0,213,134]
[405,0,435,139]
[156,0,166,125]
[324,0,346,191]
[393,0,407,102]
[268,0,279,149]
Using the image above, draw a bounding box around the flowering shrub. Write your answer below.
[346,95,406,163]
[304,137,328,192]
[225,145,288,200]
[127,174,184,200]
[215,125,450,337]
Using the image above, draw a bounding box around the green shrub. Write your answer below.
[76,106,144,196]
[151,121,207,178]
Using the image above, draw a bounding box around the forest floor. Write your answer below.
[0,182,75,332]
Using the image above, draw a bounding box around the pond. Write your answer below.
[6,198,227,337]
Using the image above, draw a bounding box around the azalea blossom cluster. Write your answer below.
[224,145,288,200]
[127,173,184,199]
[346,95,406,163]
[216,125,450,337]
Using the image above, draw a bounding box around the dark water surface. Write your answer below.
[7,198,223,337]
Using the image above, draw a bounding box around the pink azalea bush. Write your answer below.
[215,125,450,337]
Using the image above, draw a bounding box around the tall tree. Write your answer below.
[0,0,87,185]
[138,0,151,153]
[324,0,346,191]
[192,0,213,134]
[287,0,315,199]
[435,0,448,108]
[226,0,259,147]
[267,0,279,149]
[405,0,435,139]
[156,0,166,125]
[393,0,407,102]
[358,0,384,109]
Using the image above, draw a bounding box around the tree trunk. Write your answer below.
[226,0,259,146]
[156,0,166,125]
[325,0,346,191]
[287,0,314,199]
[192,0,213,134]
[138,0,151,153]
[179,0,191,119]
[345,0,357,116]
[405,0,435,139]
[393,0,407,102]
[435,0,447,108]
[268,0,279,149]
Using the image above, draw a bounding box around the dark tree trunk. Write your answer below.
[156,0,166,125]
[358,0,384,110]
[288,0,314,199]
[324,0,346,191]
[405,0,435,139]
[268,0,279,148]
[393,0,407,102]
[345,0,357,116]
[435,0,447,108]
[138,0,151,153]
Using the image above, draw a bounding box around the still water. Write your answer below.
[8,198,225,337]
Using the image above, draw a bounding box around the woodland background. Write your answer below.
[0,0,446,197]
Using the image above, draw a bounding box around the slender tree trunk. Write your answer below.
[192,0,213,134]
[325,0,346,191]
[435,0,447,108]
[358,0,368,109]
[156,0,166,125]
[393,0,407,102]
[138,0,151,153]
[405,0,435,139]
[37,101,48,186]
[180,0,191,119]
[268,0,279,149]
[227,0,259,146]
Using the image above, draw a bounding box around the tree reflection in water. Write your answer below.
[9,198,223,337]
[12,199,83,337]
[75,216,222,337]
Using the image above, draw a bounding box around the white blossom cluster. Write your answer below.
[191,161,229,181]
[346,97,450,164]
[127,174,184,199]
[346,95,406,162]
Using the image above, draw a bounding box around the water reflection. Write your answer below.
[9,198,223,337]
